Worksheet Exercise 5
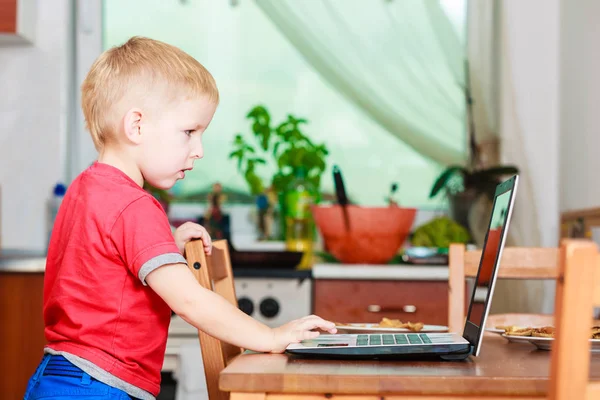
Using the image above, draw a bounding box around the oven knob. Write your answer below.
[259,297,280,318]
[237,297,254,316]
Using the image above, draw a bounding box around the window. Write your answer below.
[102,0,467,207]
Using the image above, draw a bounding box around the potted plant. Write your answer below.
[428,164,518,230]
[229,105,329,238]
[428,72,518,230]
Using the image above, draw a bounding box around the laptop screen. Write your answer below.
[462,175,518,356]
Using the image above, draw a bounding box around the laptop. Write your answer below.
[286,175,519,360]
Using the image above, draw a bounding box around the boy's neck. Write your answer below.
[98,149,144,187]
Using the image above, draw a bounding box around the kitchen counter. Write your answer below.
[0,252,312,280]
[312,263,449,281]
[0,256,46,398]
[2,254,449,282]
[0,250,46,273]
[2,251,458,283]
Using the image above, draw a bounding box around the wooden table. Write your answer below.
[220,334,600,399]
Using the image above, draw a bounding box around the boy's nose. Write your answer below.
[191,143,204,159]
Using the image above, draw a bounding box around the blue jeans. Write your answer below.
[24,354,136,399]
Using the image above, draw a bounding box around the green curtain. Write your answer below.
[255,0,468,166]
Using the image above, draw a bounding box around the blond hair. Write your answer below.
[81,36,219,150]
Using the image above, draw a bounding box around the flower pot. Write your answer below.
[447,189,478,231]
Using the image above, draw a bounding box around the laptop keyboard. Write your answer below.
[356,334,433,346]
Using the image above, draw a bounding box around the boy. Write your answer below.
[24,36,336,400]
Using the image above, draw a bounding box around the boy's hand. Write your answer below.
[269,315,337,353]
[174,222,212,255]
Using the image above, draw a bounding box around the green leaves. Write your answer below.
[228,134,257,170]
[429,165,519,199]
[244,156,267,195]
[470,166,519,181]
[429,166,467,198]
[468,165,520,199]
[247,105,272,151]
[232,105,329,195]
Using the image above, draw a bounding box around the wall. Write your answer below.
[500,0,560,249]
[0,0,71,251]
[490,0,560,315]
[559,0,600,212]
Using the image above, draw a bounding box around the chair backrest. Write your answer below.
[549,239,600,400]
[445,239,600,400]
[448,244,560,333]
[185,239,242,400]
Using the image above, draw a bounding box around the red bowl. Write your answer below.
[312,205,417,264]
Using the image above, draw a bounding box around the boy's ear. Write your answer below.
[123,108,143,144]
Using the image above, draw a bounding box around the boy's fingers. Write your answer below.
[198,227,211,241]
[300,318,336,333]
[187,226,210,242]
[295,330,319,342]
[310,316,336,329]
[199,229,212,254]
[303,330,320,340]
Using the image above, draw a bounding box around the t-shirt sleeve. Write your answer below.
[110,195,187,285]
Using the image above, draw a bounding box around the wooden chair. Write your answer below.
[448,243,560,334]
[549,239,600,400]
[185,239,242,400]
[447,239,600,400]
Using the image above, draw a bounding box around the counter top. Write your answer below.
[312,263,449,281]
[1,253,449,282]
[0,250,46,273]
[0,252,312,279]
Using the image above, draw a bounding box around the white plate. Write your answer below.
[485,327,506,335]
[501,334,600,351]
[496,332,536,344]
[486,327,532,343]
[335,323,448,334]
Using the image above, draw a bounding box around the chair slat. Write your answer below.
[586,381,600,400]
[449,245,560,335]
[448,244,466,334]
[464,247,560,278]
[594,255,600,308]
[185,239,242,400]
[549,240,597,400]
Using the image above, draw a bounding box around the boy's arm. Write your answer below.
[146,262,276,352]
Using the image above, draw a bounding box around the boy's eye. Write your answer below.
[184,130,194,136]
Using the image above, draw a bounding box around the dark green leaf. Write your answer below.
[247,105,268,119]
[273,141,281,157]
[429,166,468,198]
[228,149,242,159]
[471,166,519,180]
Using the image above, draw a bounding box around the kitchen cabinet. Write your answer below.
[314,279,449,325]
[0,272,46,400]
[0,0,36,44]
[312,264,483,328]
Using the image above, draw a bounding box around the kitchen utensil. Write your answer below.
[332,165,351,232]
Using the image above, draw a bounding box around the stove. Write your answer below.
[234,276,312,327]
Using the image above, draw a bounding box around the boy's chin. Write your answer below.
[145,180,175,191]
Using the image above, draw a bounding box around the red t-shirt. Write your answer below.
[44,162,186,396]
